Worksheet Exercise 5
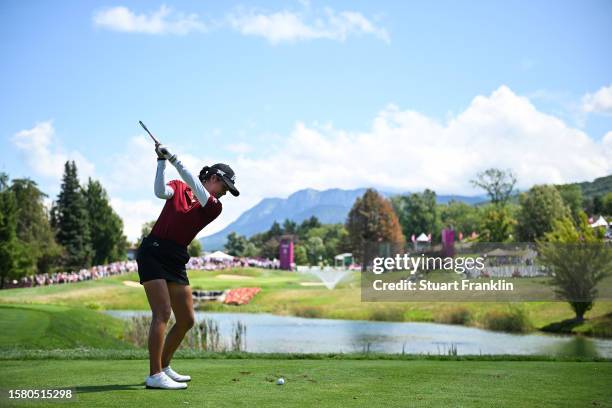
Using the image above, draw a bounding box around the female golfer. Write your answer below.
[137,143,239,390]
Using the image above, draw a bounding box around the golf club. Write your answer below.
[139,120,162,146]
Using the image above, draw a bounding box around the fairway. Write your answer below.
[1,358,611,407]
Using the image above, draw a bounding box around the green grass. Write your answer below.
[1,358,611,407]
[0,304,131,350]
[1,268,611,337]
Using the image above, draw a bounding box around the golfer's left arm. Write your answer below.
[154,160,174,199]
[162,147,210,203]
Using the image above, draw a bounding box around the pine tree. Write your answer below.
[10,178,62,274]
[83,178,127,265]
[51,161,93,270]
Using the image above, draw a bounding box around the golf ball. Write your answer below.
[276,378,285,385]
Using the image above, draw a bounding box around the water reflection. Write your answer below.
[106,311,612,358]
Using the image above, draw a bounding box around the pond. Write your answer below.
[106,311,612,358]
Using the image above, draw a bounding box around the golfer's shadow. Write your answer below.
[76,383,144,394]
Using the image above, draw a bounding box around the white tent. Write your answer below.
[334,253,353,267]
[205,250,235,261]
[416,233,430,242]
[591,216,609,228]
[334,253,352,261]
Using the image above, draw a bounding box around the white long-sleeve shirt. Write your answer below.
[154,158,210,204]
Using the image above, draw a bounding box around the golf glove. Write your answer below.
[155,144,166,160]
[157,145,177,164]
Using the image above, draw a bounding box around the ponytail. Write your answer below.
[199,166,211,182]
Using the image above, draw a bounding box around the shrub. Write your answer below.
[369,306,405,322]
[436,307,471,325]
[293,306,323,318]
[481,305,531,333]
[85,302,102,310]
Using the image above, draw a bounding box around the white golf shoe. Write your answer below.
[145,371,187,390]
[163,365,191,382]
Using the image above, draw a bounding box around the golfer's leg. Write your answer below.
[161,282,195,367]
[143,279,172,376]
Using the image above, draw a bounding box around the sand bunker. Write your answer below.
[216,274,254,280]
[299,282,326,286]
[122,280,141,288]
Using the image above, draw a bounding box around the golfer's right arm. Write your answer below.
[154,160,174,199]
[159,146,210,204]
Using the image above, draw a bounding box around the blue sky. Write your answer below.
[1,0,611,241]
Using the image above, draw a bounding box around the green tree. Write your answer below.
[516,185,570,241]
[306,224,350,263]
[439,200,481,235]
[83,178,127,265]
[51,161,93,270]
[601,192,612,216]
[267,222,283,240]
[346,189,405,263]
[392,189,440,240]
[297,216,322,236]
[282,219,297,235]
[225,232,248,256]
[479,205,516,242]
[538,213,612,322]
[593,195,604,214]
[555,184,584,225]
[261,237,280,260]
[470,168,517,207]
[138,220,157,246]
[294,244,308,265]
[188,239,202,257]
[305,236,326,265]
[0,173,31,288]
[10,178,62,275]
[243,242,258,258]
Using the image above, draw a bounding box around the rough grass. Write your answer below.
[1,359,611,408]
[0,304,131,350]
[2,348,611,362]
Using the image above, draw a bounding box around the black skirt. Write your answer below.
[136,234,190,285]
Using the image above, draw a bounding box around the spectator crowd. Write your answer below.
[2,254,282,290]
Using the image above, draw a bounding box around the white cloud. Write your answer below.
[11,121,96,184]
[93,5,206,35]
[14,87,611,241]
[105,134,209,194]
[91,4,388,44]
[227,6,389,44]
[582,84,612,115]
[110,197,162,243]
[603,131,612,154]
[228,86,611,209]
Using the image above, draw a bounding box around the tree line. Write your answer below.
[0,161,127,288]
[224,216,352,266]
[222,168,610,266]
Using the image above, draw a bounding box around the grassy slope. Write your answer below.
[1,268,611,337]
[1,359,611,408]
[0,304,131,350]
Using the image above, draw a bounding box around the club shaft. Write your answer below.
[139,121,161,145]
